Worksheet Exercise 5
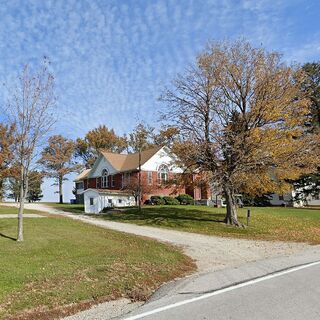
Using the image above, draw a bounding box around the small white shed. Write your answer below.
[82,189,135,214]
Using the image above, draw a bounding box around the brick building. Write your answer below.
[74,146,209,213]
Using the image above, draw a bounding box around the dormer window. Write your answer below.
[158,164,169,184]
[101,169,109,188]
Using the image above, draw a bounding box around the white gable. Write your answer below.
[141,147,183,173]
[89,155,118,178]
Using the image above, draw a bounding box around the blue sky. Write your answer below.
[0,0,319,202]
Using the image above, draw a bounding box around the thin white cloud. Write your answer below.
[0,0,317,201]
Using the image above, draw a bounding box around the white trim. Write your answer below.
[89,154,118,178]
[101,168,109,188]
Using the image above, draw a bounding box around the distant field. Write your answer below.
[83,205,320,245]
[0,206,194,320]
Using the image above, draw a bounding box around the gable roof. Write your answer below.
[74,169,91,182]
[99,146,163,172]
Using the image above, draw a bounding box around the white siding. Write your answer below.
[84,190,101,213]
[83,189,135,214]
[90,155,118,178]
[269,192,293,206]
[141,148,183,173]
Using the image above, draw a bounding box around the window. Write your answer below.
[76,182,84,189]
[96,177,100,188]
[172,173,178,184]
[158,165,169,184]
[118,199,122,204]
[111,175,115,187]
[90,198,94,206]
[101,169,108,188]
[124,172,131,185]
[279,195,284,201]
[147,171,153,185]
[108,199,112,204]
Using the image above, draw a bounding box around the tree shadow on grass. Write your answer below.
[0,232,16,241]
[100,206,226,227]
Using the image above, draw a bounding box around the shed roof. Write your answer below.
[74,169,91,182]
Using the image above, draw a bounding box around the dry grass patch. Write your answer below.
[0,211,195,319]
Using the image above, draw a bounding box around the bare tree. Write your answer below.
[4,59,56,241]
[161,40,318,226]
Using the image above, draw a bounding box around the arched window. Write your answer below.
[158,164,169,184]
[101,169,109,188]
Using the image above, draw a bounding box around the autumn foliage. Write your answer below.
[162,39,319,226]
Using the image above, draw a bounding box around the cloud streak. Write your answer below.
[0,0,318,201]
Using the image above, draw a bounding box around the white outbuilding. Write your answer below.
[82,189,135,214]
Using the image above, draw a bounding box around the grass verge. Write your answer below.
[0,207,195,320]
[89,205,320,244]
[0,205,47,215]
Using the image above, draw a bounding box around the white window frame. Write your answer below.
[96,177,100,189]
[101,169,109,188]
[111,175,115,187]
[147,171,153,185]
[158,165,169,184]
[124,172,131,185]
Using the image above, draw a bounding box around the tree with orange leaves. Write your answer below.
[40,135,79,204]
[0,123,16,200]
[161,39,319,226]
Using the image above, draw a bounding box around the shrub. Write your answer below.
[150,196,165,205]
[163,196,180,205]
[176,194,194,205]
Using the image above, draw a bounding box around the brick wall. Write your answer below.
[81,170,210,202]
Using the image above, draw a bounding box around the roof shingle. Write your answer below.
[100,146,163,172]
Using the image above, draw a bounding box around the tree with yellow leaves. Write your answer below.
[161,39,319,226]
[75,125,127,167]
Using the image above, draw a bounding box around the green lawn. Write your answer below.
[0,205,47,215]
[89,205,320,244]
[0,206,195,320]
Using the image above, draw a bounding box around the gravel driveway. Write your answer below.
[6,203,311,273]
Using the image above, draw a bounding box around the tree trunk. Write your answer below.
[59,176,63,204]
[134,195,138,206]
[0,179,3,202]
[223,184,243,227]
[17,166,26,242]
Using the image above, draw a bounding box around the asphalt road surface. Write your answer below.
[123,260,320,320]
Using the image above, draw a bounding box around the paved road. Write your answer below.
[123,260,320,320]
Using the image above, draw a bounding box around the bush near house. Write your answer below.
[148,194,194,205]
[176,194,194,205]
[163,196,180,205]
[150,196,165,205]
